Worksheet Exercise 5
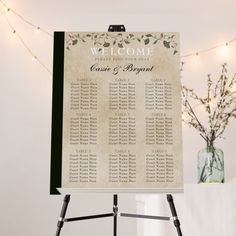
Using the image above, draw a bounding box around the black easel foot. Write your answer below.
[55,195,70,236]
[167,194,183,236]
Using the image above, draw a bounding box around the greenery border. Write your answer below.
[66,32,178,55]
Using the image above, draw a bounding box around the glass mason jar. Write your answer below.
[197,145,224,183]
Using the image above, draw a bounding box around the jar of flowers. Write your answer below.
[182,64,236,183]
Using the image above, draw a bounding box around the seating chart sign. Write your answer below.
[50,32,183,194]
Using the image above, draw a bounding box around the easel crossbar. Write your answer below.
[64,213,114,222]
[120,213,171,221]
[64,212,171,223]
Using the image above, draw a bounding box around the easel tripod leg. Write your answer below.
[167,194,182,236]
[55,195,71,236]
[113,194,118,236]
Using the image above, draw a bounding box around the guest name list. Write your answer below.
[62,32,183,192]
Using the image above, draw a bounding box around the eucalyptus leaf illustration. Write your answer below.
[144,38,150,45]
[163,40,170,48]
[72,39,78,45]
[103,42,110,47]
[118,43,123,48]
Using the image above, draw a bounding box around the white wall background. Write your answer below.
[1,0,236,235]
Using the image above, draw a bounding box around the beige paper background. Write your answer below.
[62,32,183,192]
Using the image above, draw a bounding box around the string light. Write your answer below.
[35,26,40,33]
[1,0,236,75]
[0,0,52,37]
[195,52,200,60]
[6,7,10,15]
[220,42,230,57]
[225,42,229,51]
[0,9,51,74]
[181,38,236,60]
[32,56,37,61]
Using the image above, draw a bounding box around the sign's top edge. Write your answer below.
[53,31,180,34]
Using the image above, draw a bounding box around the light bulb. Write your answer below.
[224,43,229,52]
[220,43,229,57]
[225,42,229,49]
[32,56,37,61]
[6,8,10,15]
[35,27,40,33]
[196,52,200,60]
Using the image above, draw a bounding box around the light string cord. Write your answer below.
[0,0,52,37]
[0,10,52,74]
[1,0,236,75]
[181,38,236,59]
